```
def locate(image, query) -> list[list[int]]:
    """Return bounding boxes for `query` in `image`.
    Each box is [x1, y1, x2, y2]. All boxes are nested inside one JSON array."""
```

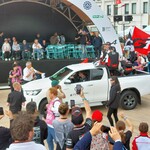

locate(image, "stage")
[[0, 59, 85, 84]]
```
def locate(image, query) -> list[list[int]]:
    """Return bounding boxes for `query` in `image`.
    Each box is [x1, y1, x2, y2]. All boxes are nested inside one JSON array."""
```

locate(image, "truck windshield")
[[49, 67, 72, 81]]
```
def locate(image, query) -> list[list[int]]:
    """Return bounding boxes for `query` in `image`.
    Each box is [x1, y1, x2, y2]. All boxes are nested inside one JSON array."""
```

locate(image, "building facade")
[[93, 0, 149, 33]]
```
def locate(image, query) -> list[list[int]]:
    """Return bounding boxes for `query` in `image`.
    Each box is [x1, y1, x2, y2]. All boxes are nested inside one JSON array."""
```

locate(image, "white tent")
[[118, 26, 134, 37], [143, 25, 150, 34]]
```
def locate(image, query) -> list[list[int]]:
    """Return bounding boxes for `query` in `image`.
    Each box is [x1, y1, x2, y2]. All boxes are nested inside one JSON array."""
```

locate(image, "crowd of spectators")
[[1, 30, 150, 75], [0, 32, 66, 61], [1, 76, 150, 150]]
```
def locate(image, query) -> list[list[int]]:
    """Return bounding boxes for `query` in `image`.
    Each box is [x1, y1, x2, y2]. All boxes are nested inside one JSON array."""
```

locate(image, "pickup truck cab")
[[22, 62, 150, 114]]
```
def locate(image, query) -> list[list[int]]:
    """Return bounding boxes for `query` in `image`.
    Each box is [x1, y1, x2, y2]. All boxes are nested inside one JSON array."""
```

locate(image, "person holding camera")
[[66, 90, 92, 150]]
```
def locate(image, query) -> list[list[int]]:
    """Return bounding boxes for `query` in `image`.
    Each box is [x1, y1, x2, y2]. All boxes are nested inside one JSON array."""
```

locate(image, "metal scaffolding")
[[0, 0, 84, 30]]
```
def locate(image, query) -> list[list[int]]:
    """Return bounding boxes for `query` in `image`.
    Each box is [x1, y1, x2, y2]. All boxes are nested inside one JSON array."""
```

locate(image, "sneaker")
[[37, 58, 40, 61], [9, 58, 11, 61], [5, 58, 8, 61], [12, 57, 15, 60]]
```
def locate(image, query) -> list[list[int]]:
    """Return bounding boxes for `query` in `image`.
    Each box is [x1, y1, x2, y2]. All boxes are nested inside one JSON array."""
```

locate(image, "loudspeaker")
[[113, 15, 123, 22], [125, 15, 133, 21]]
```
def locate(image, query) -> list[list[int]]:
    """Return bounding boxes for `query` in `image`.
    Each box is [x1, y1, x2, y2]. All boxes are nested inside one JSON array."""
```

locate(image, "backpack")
[[90, 133, 109, 150]]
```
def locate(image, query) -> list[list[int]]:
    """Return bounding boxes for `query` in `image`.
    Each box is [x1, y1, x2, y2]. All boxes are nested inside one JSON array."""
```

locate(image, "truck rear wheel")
[[39, 99, 48, 117], [120, 90, 138, 110]]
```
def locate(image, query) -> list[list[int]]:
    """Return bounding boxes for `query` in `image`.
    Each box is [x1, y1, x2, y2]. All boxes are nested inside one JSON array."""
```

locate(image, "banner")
[[132, 27, 150, 55], [68, 0, 122, 55]]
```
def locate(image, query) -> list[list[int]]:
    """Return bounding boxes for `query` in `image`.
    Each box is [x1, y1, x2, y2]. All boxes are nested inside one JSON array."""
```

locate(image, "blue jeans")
[[47, 126, 56, 150], [33, 49, 43, 59], [81, 44, 87, 59]]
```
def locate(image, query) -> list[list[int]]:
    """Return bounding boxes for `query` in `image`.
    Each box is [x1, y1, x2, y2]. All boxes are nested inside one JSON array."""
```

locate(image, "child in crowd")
[[7, 82, 26, 114], [132, 122, 150, 150]]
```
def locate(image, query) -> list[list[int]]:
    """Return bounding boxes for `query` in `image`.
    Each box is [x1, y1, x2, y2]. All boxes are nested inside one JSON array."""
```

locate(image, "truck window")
[[69, 70, 90, 83], [91, 69, 104, 80], [50, 67, 73, 81]]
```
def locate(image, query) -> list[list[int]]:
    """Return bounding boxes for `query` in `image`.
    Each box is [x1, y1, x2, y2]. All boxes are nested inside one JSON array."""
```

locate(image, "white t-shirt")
[[32, 43, 42, 49], [23, 67, 37, 81], [7, 141, 46, 150]]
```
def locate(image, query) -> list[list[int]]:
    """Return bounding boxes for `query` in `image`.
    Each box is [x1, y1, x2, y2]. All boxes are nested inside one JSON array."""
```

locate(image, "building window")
[[143, 2, 148, 13], [125, 4, 129, 14], [107, 5, 111, 15], [114, 5, 118, 15], [132, 3, 136, 14]]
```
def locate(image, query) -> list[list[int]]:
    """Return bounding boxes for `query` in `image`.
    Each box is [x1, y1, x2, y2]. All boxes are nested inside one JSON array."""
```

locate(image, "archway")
[[67, 0, 122, 55]]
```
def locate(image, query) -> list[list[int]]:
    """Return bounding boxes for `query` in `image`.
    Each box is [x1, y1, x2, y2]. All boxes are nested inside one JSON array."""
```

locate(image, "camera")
[[75, 84, 82, 95], [70, 100, 75, 108], [0, 107, 4, 115]]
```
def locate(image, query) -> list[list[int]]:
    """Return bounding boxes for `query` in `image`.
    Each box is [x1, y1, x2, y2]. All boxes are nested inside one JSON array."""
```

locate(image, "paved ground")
[[0, 89, 150, 148]]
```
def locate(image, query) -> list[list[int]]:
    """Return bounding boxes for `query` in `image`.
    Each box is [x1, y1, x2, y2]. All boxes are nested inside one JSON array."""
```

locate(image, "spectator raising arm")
[[80, 90, 92, 119], [119, 112, 134, 133], [73, 122, 103, 150]]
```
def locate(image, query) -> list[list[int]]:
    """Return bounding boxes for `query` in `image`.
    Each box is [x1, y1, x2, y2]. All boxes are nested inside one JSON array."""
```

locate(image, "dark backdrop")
[[0, 2, 77, 42], [0, 59, 82, 83]]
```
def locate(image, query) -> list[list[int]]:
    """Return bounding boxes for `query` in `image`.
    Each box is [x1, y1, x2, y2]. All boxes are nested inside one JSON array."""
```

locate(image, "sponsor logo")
[[83, 1, 92, 10], [92, 15, 104, 18]]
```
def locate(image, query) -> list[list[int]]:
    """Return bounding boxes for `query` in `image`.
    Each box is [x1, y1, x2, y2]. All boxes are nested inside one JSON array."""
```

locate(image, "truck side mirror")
[[64, 79, 71, 84]]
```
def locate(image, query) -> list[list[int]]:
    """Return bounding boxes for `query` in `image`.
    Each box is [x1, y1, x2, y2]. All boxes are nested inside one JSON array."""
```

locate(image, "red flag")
[[116, 0, 121, 4], [132, 27, 150, 55]]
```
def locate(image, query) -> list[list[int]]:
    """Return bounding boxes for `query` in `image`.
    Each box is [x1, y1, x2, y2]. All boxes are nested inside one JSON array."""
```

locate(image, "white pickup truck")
[[22, 62, 150, 114]]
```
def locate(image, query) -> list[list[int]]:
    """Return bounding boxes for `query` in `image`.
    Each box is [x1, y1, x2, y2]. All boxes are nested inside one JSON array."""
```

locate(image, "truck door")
[[62, 69, 93, 105], [90, 68, 109, 103]]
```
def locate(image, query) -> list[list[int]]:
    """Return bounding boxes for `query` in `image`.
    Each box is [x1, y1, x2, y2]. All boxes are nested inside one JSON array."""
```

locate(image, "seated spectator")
[[32, 39, 43, 60], [42, 40, 48, 59], [133, 55, 145, 71], [21, 40, 31, 60], [12, 41, 21, 60], [23, 61, 43, 83], [7, 112, 46, 150], [2, 38, 11, 61], [26, 102, 48, 145], [66, 90, 92, 150], [132, 122, 150, 150], [53, 103, 74, 150], [7, 82, 26, 115], [73, 125, 124, 150], [45, 87, 61, 150], [0, 113, 12, 150], [60, 34, 66, 45]]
